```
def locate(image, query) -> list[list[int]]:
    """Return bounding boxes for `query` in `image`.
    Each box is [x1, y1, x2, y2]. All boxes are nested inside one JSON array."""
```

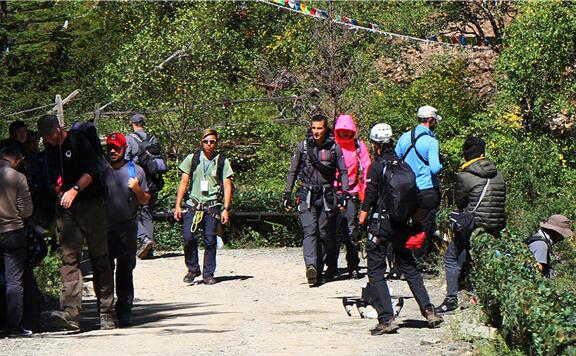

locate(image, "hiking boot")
[[322, 269, 336, 283], [424, 307, 444, 328], [203, 276, 217, 285], [7, 328, 32, 338], [50, 311, 80, 331], [118, 314, 133, 328], [393, 297, 404, 317], [370, 319, 399, 335], [306, 265, 317, 286], [100, 314, 116, 330], [349, 269, 361, 279], [437, 298, 458, 314], [137, 240, 154, 259], [183, 271, 201, 284]]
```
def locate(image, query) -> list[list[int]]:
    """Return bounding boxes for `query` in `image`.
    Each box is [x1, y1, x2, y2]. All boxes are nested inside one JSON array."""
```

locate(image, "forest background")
[[1, 1, 576, 353]]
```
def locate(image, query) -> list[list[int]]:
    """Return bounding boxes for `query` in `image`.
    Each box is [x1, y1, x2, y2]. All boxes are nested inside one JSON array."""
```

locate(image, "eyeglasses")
[[202, 139, 217, 145]]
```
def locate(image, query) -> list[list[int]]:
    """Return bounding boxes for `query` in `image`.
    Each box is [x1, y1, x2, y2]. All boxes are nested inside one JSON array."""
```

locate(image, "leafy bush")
[[34, 248, 62, 299], [470, 229, 576, 355]]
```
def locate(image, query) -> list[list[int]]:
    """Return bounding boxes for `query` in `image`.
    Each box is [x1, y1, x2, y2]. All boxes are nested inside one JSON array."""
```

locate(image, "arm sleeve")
[[284, 142, 303, 193], [427, 138, 443, 174], [137, 166, 149, 192], [454, 173, 469, 210], [222, 158, 234, 179], [178, 154, 193, 175], [335, 144, 349, 192], [361, 162, 381, 212], [77, 134, 99, 180], [359, 140, 371, 187], [17, 174, 33, 219]]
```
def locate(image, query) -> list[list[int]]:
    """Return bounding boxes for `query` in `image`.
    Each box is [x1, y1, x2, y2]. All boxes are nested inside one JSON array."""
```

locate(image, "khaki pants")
[[56, 198, 113, 319]]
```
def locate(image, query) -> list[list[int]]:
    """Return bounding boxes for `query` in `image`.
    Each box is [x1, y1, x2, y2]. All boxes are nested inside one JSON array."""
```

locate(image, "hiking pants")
[[298, 194, 338, 274], [182, 205, 218, 278], [367, 224, 433, 323], [56, 198, 114, 319], [108, 221, 138, 320], [444, 240, 469, 300], [335, 196, 360, 272], [0, 228, 26, 330], [137, 191, 157, 245], [413, 188, 441, 265]]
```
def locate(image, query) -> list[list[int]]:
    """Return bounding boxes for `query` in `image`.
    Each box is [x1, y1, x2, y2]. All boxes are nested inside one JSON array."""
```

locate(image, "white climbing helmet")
[[370, 123, 393, 143]]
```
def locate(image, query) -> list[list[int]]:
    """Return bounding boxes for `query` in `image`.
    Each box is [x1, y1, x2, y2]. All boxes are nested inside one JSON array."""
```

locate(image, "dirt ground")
[[0, 248, 473, 355]]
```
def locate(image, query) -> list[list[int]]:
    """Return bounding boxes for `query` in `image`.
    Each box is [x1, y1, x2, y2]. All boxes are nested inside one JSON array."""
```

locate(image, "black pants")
[[108, 221, 138, 320], [413, 188, 441, 265], [0, 228, 26, 330], [367, 223, 433, 323], [335, 197, 360, 272]]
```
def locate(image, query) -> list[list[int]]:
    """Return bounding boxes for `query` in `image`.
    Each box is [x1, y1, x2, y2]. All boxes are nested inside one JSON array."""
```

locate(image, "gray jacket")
[[455, 158, 506, 233], [0, 160, 33, 233]]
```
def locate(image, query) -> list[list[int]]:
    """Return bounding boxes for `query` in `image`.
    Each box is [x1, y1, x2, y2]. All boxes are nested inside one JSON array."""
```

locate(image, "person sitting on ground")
[[437, 136, 506, 314], [526, 214, 573, 279], [358, 123, 443, 335], [174, 128, 233, 286]]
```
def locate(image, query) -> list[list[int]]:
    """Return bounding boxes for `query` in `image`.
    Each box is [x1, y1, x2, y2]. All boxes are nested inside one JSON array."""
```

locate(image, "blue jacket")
[[395, 125, 442, 190]]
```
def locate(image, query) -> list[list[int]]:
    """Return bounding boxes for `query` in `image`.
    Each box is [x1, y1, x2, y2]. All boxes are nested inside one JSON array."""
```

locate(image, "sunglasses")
[[202, 139, 217, 145]]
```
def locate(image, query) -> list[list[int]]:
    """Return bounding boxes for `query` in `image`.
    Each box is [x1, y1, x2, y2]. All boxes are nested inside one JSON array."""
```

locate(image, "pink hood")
[[334, 115, 371, 197]]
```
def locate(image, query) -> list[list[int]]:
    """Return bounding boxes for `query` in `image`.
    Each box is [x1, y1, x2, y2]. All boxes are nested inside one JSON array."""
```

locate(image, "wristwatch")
[[72, 184, 81, 192]]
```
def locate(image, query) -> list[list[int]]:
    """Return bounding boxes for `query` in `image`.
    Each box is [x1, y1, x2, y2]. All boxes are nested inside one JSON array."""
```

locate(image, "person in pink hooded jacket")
[[334, 114, 371, 279]]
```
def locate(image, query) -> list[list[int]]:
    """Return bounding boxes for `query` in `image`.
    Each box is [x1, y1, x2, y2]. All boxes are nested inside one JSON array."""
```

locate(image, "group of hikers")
[[0, 105, 571, 337]]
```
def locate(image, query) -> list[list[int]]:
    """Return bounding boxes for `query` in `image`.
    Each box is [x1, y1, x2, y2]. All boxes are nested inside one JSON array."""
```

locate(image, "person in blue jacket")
[[395, 106, 443, 273]]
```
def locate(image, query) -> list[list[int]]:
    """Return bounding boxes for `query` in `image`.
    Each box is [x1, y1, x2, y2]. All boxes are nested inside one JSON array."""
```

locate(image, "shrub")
[[34, 248, 62, 299], [470, 229, 576, 355]]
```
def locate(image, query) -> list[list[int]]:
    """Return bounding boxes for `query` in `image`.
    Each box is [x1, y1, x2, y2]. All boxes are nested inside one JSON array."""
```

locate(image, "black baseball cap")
[[37, 115, 60, 137]]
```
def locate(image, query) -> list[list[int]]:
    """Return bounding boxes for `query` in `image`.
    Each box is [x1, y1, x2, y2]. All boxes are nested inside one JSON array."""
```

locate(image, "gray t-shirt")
[[105, 161, 148, 227], [528, 240, 549, 265]]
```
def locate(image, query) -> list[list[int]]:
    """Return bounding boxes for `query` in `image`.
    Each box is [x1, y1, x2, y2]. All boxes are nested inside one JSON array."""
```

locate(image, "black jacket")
[[455, 158, 506, 233]]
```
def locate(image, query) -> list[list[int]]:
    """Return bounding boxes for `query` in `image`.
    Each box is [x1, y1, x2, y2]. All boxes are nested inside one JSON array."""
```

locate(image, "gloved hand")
[[282, 192, 292, 210], [338, 192, 351, 209]]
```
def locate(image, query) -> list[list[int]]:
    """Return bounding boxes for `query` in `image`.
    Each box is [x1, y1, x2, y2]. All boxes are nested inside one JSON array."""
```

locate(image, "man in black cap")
[[125, 113, 162, 259], [36, 115, 115, 330]]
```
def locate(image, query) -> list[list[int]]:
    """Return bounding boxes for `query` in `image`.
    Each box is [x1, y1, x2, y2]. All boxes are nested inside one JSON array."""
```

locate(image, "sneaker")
[[100, 314, 116, 330], [424, 307, 444, 328], [306, 265, 317, 286], [437, 298, 458, 314], [203, 276, 217, 285], [349, 269, 361, 279], [370, 319, 399, 335], [137, 240, 154, 259], [8, 328, 33, 337], [117, 315, 133, 328], [49, 311, 80, 331], [322, 269, 336, 283], [183, 271, 201, 284], [342, 297, 355, 317]]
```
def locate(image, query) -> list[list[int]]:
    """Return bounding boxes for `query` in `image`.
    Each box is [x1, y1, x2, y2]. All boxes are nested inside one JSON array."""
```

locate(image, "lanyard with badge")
[[200, 155, 213, 193]]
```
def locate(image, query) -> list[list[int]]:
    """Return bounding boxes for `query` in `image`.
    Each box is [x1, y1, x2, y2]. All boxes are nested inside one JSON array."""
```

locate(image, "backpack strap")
[[469, 178, 490, 213], [188, 150, 202, 177], [130, 132, 147, 157], [403, 128, 430, 165]]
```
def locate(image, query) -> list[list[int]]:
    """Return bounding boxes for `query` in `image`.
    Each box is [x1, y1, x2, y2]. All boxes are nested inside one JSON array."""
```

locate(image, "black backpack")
[[188, 150, 229, 202], [69, 121, 110, 189], [379, 159, 419, 223], [130, 132, 168, 191]]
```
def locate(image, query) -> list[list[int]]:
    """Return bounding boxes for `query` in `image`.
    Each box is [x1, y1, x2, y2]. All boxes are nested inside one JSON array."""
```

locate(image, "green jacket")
[[455, 157, 506, 233]]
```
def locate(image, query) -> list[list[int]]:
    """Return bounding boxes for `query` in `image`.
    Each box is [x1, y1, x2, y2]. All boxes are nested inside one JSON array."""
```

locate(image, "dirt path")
[[1, 248, 472, 355]]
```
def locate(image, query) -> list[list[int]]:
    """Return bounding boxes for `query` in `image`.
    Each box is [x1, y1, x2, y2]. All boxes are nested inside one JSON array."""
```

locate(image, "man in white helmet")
[[395, 106, 443, 274], [357, 123, 443, 335]]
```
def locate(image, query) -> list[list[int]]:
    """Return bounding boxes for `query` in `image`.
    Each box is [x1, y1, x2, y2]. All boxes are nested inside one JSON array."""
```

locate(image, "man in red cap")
[[105, 132, 150, 326]]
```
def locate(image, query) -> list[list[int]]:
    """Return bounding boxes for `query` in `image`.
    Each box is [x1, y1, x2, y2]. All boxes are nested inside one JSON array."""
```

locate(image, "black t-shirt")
[[46, 131, 103, 201]]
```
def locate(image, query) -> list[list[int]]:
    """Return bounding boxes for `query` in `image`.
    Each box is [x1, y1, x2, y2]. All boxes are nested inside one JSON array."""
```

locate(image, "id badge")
[[200, 179, 209, 193]]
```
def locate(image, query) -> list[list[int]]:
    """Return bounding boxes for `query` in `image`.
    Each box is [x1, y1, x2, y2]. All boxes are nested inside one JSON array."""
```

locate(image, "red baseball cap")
[[106, 132, 126, 148]]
